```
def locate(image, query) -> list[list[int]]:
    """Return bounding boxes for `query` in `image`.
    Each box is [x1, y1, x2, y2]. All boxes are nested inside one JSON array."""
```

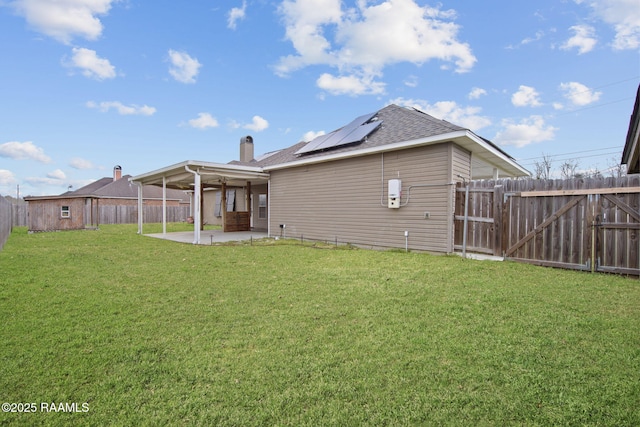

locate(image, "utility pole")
[[16, 184, 19, 200]]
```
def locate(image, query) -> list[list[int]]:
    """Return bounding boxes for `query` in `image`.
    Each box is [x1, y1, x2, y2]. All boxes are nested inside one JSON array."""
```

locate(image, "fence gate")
[[453, 184, 503, 256], [454, 177, 640, 276]]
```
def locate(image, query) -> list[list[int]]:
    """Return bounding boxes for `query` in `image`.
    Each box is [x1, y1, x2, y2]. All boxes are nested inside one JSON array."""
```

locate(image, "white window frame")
[[258, 194, 267, 219]]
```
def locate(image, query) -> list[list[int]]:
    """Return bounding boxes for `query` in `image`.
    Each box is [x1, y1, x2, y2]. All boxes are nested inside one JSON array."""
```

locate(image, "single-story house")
[[25, 166, 190, 232], [131, 104, 530, 251], [622, 84, 640, 174]]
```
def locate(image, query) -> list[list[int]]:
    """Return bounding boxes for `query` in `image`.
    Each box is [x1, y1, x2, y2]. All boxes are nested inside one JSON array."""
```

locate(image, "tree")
[[533, 153, 553, 180], [607, 156, 627, 178], [560, 159, 580, 179]]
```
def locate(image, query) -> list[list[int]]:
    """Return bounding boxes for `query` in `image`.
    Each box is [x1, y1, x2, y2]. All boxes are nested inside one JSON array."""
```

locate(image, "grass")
[[0, 224, 638, 426]]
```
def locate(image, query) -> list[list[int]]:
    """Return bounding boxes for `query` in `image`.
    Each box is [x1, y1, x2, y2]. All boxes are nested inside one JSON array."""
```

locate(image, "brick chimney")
[[113, 165, 122, 181], [240, 136, 254, 163]]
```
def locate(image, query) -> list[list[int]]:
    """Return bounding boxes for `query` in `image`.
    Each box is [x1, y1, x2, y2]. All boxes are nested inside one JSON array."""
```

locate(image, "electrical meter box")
[[388, 179, 401, 208]]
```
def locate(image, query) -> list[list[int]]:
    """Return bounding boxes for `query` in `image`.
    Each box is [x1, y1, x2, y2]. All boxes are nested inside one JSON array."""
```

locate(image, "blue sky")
[[0, 0, 638, 197]]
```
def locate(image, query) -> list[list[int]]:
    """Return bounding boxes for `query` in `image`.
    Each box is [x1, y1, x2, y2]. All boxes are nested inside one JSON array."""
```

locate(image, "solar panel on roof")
[[296, 132, 334, 154], [295, 112, 381, 155], [338, 120, 382, 145]]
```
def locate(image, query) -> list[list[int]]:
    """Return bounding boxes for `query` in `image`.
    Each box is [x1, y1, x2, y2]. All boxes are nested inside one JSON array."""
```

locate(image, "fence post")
[[493, 185, 504, 257], [462, 181, 469, 258]]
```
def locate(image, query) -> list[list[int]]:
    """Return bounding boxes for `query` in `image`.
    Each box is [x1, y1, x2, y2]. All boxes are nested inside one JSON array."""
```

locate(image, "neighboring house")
[[132, 104, 530, 250], [622, 84, 640, 174], [25, 166, 190, 232]]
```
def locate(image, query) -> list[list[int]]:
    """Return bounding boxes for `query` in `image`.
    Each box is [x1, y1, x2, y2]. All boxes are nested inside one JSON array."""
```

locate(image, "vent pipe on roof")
[[114, 165, 122, 181], [240, 136, 254, 163]]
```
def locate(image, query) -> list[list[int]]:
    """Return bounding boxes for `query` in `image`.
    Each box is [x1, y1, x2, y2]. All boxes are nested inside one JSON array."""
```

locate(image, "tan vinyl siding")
[[251, 184, 268, 231], [451, 144, 472, 180], [269, 142, 470, 252]]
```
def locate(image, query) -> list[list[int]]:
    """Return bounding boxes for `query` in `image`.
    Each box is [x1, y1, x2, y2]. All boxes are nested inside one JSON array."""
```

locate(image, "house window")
[[258, 194, 267, 219], [61, 206, 70, 218]]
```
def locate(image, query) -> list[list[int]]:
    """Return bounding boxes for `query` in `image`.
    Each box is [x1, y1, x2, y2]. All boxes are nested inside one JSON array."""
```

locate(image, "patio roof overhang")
[[130, 160, 270, 190]]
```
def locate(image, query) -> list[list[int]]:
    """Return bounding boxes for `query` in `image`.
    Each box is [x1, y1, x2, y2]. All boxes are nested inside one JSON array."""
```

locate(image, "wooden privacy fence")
[[0, 195, 11, 251], [98, 205, 190, 225], [454, 176, 640, 276], [12, 204, 27, 227]]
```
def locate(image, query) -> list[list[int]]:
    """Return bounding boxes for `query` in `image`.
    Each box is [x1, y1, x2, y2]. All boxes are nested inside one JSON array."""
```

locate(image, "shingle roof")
[[253, 104, 487, 167], [69, 177, 113, 195], [622, 84, 639, 174], [28, 175, 190, 202]]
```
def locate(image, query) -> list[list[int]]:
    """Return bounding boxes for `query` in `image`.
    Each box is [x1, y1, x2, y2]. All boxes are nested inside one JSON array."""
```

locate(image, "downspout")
[[185, 166, 201, 244], [380, 153, 386, 206]]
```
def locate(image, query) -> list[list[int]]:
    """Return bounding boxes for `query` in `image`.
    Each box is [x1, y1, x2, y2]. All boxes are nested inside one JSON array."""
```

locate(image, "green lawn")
[[1, 225, 638, 426]]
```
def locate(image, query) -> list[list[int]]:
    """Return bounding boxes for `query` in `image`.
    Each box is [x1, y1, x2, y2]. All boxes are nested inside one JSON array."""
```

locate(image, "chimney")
[[113, 165, 122, 181], [240, 136, 254, 163]]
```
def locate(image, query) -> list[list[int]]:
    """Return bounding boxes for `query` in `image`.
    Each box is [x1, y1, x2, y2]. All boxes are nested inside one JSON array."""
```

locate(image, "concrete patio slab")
[[145, 230, 269, 245]]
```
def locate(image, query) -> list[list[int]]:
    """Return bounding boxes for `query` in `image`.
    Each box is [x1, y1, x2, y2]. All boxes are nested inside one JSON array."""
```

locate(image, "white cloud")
[[302, 130, 325, 142], [577, 0, 640, 50], [69, 157, 95, 169], [10, 0, 116, 44], [512, 85, 543, 107], [167, 50, 202, 84], [404, 75, 418, 88], [0, 170, 17, 186], [521, 30, 545, 45], [559, 81, 602, 106], [336, 0, 475, 72], [276, 0, 342, 75], [468, 87, 487, 100], [47, 169, 66, 180], [228, 1, 247, 29], [317, 73, 385, 96], [0, 141, 52, 163], [494, 116, 557, 148], [244, 116, 269, 132], [390, 97, 491, 131], [66, 47, 116, 80], [276, 0, 476, 95], [86, 101, 156, 115], [25, 176, 65, 187], [561, 25, 597, 54], [188, 113, 219, 130]]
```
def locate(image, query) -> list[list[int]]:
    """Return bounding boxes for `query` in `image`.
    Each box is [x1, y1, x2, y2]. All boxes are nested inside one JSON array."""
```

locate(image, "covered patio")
[[130, 160, 270, 244]]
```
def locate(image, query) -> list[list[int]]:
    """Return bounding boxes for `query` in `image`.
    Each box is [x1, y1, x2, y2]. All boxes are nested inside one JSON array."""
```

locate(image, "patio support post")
[[221, 181, 227, 232], [200, 184, 204, 231], [185, 166, 201, 244], [162, 175, 167, 235], [246, 181, 251, 226], [136, 181, 143, 234]]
